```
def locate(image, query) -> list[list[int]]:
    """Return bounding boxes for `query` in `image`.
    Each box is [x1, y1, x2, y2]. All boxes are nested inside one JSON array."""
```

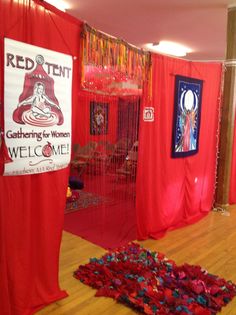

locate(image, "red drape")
[[66, 92, 138, 249], [230, 113, 236, 204], [136, 53, 222, 239], [0, 1, 82, 314]]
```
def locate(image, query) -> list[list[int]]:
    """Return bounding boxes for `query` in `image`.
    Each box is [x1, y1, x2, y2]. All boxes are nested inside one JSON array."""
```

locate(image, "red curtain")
[[0, 1, 82, 314], [73, 91, 119, 146], [230, 113, 236, 204], [136, 53, 222, 239]]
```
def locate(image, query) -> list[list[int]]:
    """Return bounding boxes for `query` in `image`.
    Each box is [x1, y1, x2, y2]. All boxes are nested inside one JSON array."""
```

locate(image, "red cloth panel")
[[136, 53, 222, 239], [0, 1, 82, 314], [73, 91, 118, 146]]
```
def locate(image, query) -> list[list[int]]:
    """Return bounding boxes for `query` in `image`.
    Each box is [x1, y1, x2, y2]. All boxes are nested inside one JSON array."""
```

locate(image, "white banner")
[[4, 38, 72, 176]]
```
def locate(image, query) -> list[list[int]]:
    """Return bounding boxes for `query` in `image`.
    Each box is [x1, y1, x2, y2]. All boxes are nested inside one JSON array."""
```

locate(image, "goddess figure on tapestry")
[[172, 75, 203, 158], [177, 89, 198, 152]]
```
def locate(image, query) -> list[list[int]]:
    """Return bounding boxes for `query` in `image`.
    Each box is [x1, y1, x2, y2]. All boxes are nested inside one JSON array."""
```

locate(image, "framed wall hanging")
[[90, 101, 109, 135], [172, 75, 203, 158]]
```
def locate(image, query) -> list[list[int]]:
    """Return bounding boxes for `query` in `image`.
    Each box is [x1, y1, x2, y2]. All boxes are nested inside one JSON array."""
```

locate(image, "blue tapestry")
[[172, 75, 203, 158]]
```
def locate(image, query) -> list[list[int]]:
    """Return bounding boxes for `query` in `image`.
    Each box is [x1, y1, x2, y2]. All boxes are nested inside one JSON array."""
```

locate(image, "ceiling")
[[59, 0, 236, 61]]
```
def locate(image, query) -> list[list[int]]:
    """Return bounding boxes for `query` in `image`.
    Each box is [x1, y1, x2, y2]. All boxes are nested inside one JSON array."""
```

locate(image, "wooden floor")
[[37, 205, 236, 315]]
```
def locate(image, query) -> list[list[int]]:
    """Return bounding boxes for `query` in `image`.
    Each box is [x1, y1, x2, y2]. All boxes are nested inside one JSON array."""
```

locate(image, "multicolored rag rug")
[[74, 243, 236, 315], [65, 190, 113, 214]]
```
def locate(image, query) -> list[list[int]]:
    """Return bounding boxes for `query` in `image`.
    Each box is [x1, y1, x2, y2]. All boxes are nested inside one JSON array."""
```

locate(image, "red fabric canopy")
[[0, 2, 226, 314], [0, 1, 82, 314], [136, 54, 222, 239]]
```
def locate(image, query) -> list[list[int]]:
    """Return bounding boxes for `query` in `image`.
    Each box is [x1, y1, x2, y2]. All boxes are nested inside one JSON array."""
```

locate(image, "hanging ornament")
[[80, 23, 152, 96]]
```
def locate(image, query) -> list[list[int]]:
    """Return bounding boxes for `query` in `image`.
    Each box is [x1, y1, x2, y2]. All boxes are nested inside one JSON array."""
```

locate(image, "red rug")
[[64, 173, 137, 249], [74, 243, 236, 315], [64, 200, 137, 249]]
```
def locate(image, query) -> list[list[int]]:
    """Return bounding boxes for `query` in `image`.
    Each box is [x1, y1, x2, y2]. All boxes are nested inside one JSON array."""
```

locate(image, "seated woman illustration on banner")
[[13, 55, 64, 127], [18, 82, 59, 118]]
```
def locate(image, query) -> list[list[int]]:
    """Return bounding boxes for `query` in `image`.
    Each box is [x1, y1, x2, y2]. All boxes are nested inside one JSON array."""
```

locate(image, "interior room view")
[[1, 0, 236, 314]]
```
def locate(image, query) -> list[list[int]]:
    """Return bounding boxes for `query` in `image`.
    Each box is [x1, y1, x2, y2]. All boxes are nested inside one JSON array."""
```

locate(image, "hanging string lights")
[[212, 64, 228, 215]]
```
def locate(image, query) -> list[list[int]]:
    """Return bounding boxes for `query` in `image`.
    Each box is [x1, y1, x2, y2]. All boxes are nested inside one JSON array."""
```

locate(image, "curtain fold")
[[136, 53, 222, 239], [0, 1, 81, 314]]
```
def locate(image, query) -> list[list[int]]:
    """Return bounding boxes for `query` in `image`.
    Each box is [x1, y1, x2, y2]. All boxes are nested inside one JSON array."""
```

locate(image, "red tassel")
[[0, 131, 13, 164]]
